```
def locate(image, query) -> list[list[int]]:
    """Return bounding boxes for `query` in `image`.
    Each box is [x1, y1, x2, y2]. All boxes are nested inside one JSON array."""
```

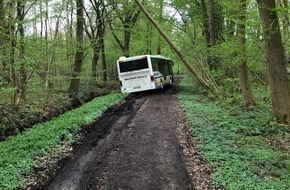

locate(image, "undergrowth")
[[0, 92, 126, 190], [178, 76, 290, 190], [0, 80, 119, 139]]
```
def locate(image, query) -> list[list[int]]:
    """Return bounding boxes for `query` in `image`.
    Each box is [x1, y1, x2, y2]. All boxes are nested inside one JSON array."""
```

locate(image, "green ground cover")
[[0, 92, 126, 190], [178, 76, 290, 190]]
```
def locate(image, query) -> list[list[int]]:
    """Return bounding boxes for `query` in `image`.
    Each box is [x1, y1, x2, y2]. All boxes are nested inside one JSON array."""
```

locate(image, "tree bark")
[[40, 0, 43, 38], [208, 0, 219, 70], [201, 0, 219, 70], [45, 0, 48, 42], [237, 0, 256, 107], [91, 45, 100, 79], [84, 1, 99, 80], [17, 0, 27, 98], [134, 0, 219, 94], [100, 36, 107, 81], [66, 0, 74, 65], [123, 24, 131, 57], [8, 1, 17, 87], [146, 20, 152, 54], [0, 0, 4, 75], [157, 0, 164, 55], [257, 0, 290, 123], [68, 0, 84, 98], [209, 0, 216, 47], [200, 0, 210, 46]]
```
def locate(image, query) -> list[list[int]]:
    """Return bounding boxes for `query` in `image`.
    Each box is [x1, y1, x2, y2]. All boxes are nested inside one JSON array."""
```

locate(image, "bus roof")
[[118, 55, 170, 62]]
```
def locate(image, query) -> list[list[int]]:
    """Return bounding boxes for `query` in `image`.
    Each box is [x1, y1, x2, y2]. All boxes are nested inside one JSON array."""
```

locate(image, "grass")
[[0, 91, 126, 190], [178, 76, 290, 190]]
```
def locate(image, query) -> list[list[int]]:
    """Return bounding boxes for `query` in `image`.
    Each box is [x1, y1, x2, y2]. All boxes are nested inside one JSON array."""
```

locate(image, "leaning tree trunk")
[[257, 0, 290, 123], [135, 0, 220, 94], [67, 0, 84, 98], [237, 0, 256, 107]]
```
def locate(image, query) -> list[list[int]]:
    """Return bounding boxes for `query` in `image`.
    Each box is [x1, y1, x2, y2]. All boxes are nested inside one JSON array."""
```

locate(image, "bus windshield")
[[119, 57, 149, 73]]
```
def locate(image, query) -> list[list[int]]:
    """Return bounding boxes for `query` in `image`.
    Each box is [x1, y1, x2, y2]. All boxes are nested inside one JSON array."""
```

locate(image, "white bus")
[[117, 55, 174, 93]]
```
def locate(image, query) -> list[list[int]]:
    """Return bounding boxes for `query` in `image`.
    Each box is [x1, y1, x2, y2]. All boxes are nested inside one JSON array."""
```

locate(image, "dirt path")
[[85, 90, 190, 190], [40, 77, 212, 190]]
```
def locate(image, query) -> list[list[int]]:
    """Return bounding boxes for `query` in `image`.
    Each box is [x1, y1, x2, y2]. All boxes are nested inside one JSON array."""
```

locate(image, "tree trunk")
[[200, 0, 212, 72], [84, 0, 107, 82], [237, 0, 256, 107], [40, 0, 43, 38], [8, 1, 17, 86], [68, 0, 84, 98], [200, 0, 210, 46], [7, 1, 19, 110], [209, 0, 216, 47], [157, 0, 164, 55], [123, 24, 131, 57], [0, 0, 4, 75], [110, 1, 140, 57], [66, 1, 74, 72], [257, 0, 290, 123], [45, 2, 64, 93], [14, 0, 27, 109], [134, 0, 220, 94], [238, 63, 256, 107], [208, 0, 219, 70], [100, 35, 107, 81], [45, 0, 48, 42], [146, 21, 152, 54], [91, 45, 100, 79]]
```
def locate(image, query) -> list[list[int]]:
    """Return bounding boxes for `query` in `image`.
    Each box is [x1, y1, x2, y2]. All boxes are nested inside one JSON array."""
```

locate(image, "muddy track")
[[40, 94, 145, 190], [30, 77, 212, 190]]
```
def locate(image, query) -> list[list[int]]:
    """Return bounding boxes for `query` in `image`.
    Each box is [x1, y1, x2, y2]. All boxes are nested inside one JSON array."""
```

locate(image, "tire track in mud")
[[83, 90, 192, 190], [44, 96, 146, 190]]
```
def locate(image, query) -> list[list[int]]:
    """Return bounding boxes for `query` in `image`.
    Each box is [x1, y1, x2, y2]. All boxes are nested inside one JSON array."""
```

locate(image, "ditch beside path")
[[42, 77, 213, 190]]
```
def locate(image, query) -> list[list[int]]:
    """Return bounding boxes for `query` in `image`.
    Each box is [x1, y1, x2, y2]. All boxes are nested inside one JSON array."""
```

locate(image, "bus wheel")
[[169, 79, 173, 86], [160, 82, 164, 90]]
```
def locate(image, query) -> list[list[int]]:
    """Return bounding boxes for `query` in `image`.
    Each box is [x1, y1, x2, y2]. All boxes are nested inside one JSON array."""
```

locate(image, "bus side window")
[[152, 60, 159, 71], [158, 60, 169, 76], [168, 61, 173, 75]]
